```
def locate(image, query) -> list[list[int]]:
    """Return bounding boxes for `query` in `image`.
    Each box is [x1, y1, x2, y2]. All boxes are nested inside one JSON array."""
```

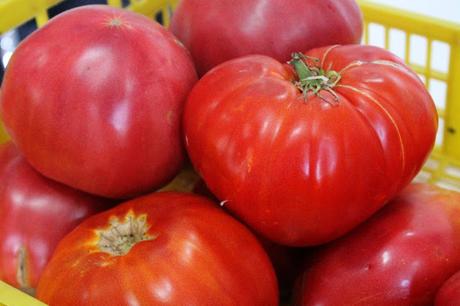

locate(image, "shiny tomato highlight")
[[184, 45, 437, 246], [171, 0, 363, 75], [294, 184, 460, 306], [0, 142, 110, 293], [37, 192, 278, 306], [0, 6, 197, 198]]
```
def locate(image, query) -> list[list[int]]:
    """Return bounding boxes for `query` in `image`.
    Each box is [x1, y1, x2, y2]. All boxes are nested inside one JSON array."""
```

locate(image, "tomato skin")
[[192, 177, 303, 297], [0, 142, 110, 292], [36, 192, 278, 306], [294, 184, 460, 306], [435, 270, 460, 306], [184, 45, 437, 246], [0, 6, 197, 198], [170, 0, 362, 75]]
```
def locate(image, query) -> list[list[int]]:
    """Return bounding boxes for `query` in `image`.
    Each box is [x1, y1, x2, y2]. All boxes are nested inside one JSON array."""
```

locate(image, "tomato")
[[184, 45, 438, 246], [191, 177, 303, 298], [36, 192, 278, 306], [435, 270, 460, 306], [293, 183, 460, 306], [170, 0, 363, 75], [191, 176, 303, 298], [0, 5, 197, 199], [0, 142, 111, 294]]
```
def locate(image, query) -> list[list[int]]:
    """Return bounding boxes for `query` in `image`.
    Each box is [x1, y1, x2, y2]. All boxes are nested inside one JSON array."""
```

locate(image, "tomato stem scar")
[[96, 212, 156, 256], [16, 245, 34, 295]]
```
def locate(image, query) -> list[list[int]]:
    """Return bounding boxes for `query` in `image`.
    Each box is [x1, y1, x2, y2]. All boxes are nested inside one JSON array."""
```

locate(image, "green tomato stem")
[[289, 52, 341, 104]]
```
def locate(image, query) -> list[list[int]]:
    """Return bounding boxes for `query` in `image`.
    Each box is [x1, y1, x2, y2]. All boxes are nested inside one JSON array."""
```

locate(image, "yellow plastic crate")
[[0, 281, 46, 306], [358, 1, 460, 192], [0, 0, 460, 305]]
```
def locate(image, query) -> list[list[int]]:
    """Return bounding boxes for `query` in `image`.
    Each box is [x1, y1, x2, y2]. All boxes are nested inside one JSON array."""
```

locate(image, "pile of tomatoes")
[[0, 1, 459, 305]]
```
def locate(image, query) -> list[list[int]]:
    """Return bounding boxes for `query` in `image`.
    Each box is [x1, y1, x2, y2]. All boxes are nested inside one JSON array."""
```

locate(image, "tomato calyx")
[[96, 212, 156, 256], [289, 52, 341, 104]]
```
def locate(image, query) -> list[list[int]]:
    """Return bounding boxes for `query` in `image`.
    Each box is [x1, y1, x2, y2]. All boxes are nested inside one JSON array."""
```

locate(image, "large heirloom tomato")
[[36, 192, 278, 306], [170, 0, 363, 75], [0, 6, 197, 198], [294, 184, 460, 306], [435, 270, 460, 306], [184, 45, 437, 246], [0, 142, 110, 293]]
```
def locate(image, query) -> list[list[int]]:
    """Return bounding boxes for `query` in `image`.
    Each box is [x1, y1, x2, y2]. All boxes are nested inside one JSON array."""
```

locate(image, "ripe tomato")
[[191, 177, 303, 298], [435, 270, 460, 306], [184, 45, 437, 246], [0, 142, 111, 293], [36, 192, 278, 306], [0, 6, 197, 199], [294, 184, 460, 306], [170, 0, 363, 75]]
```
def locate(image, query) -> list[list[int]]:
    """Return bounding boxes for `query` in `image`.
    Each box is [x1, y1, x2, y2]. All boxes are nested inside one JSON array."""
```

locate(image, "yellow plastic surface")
[[358, 0, 460, 190], [0, 0, 460, 303], [0, 0, 63, 33], [0, 281, 46, 306], [0, 122, 7, 144]]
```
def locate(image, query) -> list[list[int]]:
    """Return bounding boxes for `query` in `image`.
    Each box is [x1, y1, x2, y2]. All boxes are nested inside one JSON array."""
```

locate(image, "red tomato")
[[36, 192, 278, 306], [170, 0, 363, 75], [184, 45, 438, 246], [192, 177, 303, 297], [435, 270, 460, 306], [294, 183, 460, 306], [0, 6, 197, 199], [0, 142, 111, 293]]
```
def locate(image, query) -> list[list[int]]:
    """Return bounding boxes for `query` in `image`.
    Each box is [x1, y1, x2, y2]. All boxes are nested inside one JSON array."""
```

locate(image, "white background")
[[363, 0, 459, 150], [368, 0, 460, 187], [369, 0, 460, 23]]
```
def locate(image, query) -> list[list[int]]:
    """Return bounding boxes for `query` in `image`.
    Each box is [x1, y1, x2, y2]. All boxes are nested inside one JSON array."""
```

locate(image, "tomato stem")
[[289, 52, 341, 104]]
